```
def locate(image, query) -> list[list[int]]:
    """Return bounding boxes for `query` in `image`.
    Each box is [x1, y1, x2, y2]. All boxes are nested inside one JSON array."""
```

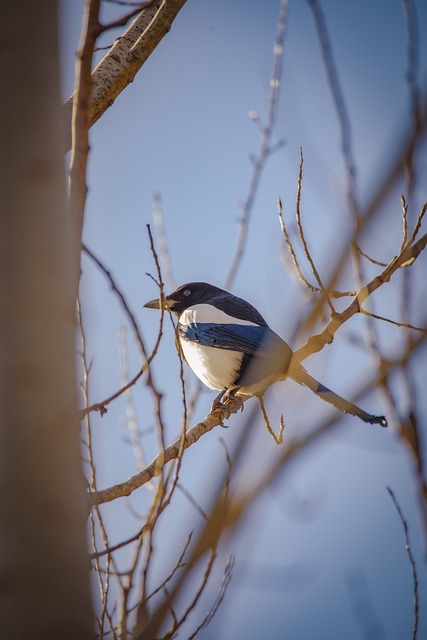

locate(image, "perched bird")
[[144, 282, 387, 427]]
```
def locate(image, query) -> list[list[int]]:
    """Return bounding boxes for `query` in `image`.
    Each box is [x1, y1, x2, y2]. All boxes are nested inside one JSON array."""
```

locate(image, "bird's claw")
[[211, 388, 244, 420], [211, 402, 231, 427]]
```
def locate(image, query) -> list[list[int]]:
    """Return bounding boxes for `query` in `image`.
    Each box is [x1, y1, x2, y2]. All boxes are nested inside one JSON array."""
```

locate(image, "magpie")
[[144, 282, 387, 427]]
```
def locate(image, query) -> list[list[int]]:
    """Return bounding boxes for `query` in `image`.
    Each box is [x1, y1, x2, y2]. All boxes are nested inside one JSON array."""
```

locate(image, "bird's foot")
[[211, 388, 244, 427]]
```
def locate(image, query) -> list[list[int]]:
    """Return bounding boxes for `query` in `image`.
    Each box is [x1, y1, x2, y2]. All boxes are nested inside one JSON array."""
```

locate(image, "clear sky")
[[60, 1, 427, 638]]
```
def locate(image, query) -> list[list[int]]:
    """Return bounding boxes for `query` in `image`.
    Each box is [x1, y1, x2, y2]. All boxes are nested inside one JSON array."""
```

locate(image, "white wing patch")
[[179, 303, 258, 327]]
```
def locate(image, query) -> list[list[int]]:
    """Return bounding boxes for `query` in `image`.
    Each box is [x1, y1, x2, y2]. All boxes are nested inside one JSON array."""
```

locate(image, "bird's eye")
[[182, 289, 191, 297]]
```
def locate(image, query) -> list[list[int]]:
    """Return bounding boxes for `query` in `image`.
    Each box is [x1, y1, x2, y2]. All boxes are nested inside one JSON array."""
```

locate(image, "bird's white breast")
[[178, 304, 257, 391]]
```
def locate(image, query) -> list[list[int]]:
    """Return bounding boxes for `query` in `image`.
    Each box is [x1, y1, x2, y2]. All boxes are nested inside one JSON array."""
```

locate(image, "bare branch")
[[352, 242, 388, 268], [104, 0, 148, 6], [278, 196, 319, 293], [224, 0, 289, 289], [359, 309, 426, 333], [120, 326, 147, 469], [82, 242, 148, 359], [80, 364, 148, 418], [79, 229, 165, 418], [144, 532, 193, 604], [409, 200, 427, 245], [278, 198, 356, 298], [294, 150, 335, 314], [101, 0, 156, 33], [89, 400, 242, 507], [152, 191, 176, 291], [78, 297, 121, 636], [401, 0, 421, 123], [188, 555, 235, 640], [68, 0, 101, 256], [300, 96, 427, 334], [258, 396, 284, 445], [64, 0, 188, 149], [88, 231, 427, 508], [387, 487, 419, 639], [308, 0, 359, 224], [401, 0, 422, 195], [294, 232, 427, 363], [401, 194, 410, 250]]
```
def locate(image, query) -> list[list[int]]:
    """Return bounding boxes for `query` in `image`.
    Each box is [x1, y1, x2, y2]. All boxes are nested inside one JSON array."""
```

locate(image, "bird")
[[144, 282, 387, 427]]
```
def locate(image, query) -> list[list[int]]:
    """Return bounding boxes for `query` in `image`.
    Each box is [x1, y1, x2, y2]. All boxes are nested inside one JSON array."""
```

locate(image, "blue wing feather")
[[179, 322, 285, 357]]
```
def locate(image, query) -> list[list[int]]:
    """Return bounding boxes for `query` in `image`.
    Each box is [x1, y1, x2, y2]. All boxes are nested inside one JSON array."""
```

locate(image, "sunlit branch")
[[278, 198, 356, 298], [64, 0, 188, 149], [294, 231, 427, 363], [294, 150, 335, 313]]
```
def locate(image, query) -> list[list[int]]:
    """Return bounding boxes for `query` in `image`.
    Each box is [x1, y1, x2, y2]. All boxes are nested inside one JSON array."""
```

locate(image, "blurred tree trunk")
[[0, 2, 93, 638]]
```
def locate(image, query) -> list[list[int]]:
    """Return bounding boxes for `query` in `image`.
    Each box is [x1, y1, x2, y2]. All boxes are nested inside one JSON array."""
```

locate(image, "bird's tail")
[[289, 364, 387, 427]]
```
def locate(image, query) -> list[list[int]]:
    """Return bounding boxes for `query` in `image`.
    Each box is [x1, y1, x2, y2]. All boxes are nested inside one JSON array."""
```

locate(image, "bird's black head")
[[144, 282, 227, 316]]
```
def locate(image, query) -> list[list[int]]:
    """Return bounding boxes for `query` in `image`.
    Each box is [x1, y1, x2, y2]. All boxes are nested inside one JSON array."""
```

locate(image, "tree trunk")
[[0, 2, 94, 638]]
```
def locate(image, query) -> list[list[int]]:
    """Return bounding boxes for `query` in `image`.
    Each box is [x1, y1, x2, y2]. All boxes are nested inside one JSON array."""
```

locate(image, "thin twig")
[[400, 0, 422, 208], [79, 232, 165, 417], [308, 0, 359, 225], [82, 242, 147, 358], [401, 195, 410, 250], [145, 533, 193, 604], [188, 555, 235, 640], [104, 0, 148, 5], [359, 309, 426, 333], [118, 535, 144, 640], [119, 326, 147, 469], [300, 90, 427, 337], [68, 0, 101, 256], [80, 364, 147, 418], [141, 447, 234, 640], [387, 487, 419, 639], [224, 0, 289, 289], [100, 0, 155, 32], [295, 150, 335, 314], [401, 0, 421, 130], [278, 197, 320, 294], [294, 232, 427, 363], [278, 198, 356, 298], [409, 201, 427, 245], [152, 191, 176, 291], [78, 297, 120, 638], [258, 396, 284, 445], [352, 243, 388, 268]]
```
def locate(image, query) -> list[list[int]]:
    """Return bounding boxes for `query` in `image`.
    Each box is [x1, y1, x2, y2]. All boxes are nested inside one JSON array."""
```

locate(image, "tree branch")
[[294, 232, 427, 363], [64, 0, 188, 149], [68, 0, 101, 261], [88, 230, 427, 508], [89, 399, 241, 506]]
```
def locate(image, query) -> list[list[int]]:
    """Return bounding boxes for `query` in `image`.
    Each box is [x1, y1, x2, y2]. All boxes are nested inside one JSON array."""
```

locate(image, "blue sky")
[[60, 1, 427, 638]]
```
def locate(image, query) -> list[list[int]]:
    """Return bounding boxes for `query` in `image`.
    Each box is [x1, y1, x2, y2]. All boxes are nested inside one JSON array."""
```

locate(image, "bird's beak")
[[143, 295, 172, 310], [143, 297, 161, 309]]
